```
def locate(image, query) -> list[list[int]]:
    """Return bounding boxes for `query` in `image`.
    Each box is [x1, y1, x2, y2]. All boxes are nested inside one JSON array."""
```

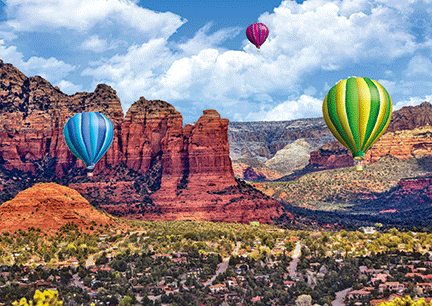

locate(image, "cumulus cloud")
[[55, 80, 83, 95], [75, 0, 426, 122], [81, 35, 111, 53], [393, 95, 432, 110], [178, 23, 242, 55], [245, 95, 323, 121], [0, 0, 429, 123], [405, 55, 432, 76], [0, 40, 76, 83], [4, 0, 185, 38]]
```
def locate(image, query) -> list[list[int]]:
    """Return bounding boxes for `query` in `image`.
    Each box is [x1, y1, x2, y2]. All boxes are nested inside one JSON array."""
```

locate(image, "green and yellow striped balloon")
[[322, 77, 392, 168]]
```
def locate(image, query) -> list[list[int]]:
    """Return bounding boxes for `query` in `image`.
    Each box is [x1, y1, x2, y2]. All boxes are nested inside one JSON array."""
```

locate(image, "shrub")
[[12, 289, 63, 306]]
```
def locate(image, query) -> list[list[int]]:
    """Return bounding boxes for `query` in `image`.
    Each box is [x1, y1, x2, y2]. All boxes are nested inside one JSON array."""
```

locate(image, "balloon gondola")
[[322, 77, 392, 172], [63, 112, 114, 176]]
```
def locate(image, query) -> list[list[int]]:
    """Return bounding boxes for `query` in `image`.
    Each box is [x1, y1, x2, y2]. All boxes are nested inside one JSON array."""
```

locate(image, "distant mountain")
[[0, 183, 114, 233], [230, 102, 432, 180], [228, 118, 334, 179]]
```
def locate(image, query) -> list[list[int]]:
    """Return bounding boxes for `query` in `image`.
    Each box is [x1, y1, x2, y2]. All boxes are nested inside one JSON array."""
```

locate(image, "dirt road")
[[289, 241, 301, 279]]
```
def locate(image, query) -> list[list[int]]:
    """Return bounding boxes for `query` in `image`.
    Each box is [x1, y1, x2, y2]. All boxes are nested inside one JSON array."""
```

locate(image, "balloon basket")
[[354, 159, 364, 172]]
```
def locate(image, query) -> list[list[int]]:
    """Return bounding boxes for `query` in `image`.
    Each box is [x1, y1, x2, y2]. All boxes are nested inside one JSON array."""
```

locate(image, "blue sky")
[[0, 0, 431, 124]]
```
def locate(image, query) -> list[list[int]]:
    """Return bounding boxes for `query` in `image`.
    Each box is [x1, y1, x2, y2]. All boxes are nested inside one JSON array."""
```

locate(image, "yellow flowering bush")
[[12, 289, 63, 306], [380, 296, 432, 306]]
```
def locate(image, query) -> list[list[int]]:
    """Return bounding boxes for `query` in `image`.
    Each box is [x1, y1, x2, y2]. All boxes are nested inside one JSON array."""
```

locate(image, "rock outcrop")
[[0, 183, 113, 233], [386, 102, 432, 132], [265, 139, 312, 174], [364, 126, 432, 163], [0, 60, 283, 224], [308, 142, 354, 171]]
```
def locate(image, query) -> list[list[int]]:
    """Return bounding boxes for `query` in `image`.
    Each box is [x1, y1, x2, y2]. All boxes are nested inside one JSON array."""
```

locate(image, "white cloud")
[[82, 38, 177, 107], [405, 55, 432, 76], [4, 0, 185, 38], [0, 0, 429, 123], [178, 23, 241, 55], [0, 40, 76, 83], [75, 0, 425, 122], [81, 35, 110, 53], [393, 95, 432, 110], [246, 95, 323, 121], [55, 80, 83, 94]]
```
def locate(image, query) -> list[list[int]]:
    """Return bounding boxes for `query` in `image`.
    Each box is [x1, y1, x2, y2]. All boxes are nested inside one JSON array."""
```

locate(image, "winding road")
[[332, 288, 351, 306], [204, 242, 241, 286], [289, 241, 301, 279]]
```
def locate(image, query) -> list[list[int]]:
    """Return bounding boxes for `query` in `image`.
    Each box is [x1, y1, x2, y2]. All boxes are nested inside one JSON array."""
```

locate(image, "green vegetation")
[[4, 220, 432, 305]]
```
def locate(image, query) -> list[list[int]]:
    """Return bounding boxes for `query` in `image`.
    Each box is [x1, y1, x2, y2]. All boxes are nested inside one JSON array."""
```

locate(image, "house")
[[284, 281, 295, 288], [210, 284, 227, 293], [254, 275, 270, 281], [371, 273, 389, 283], [371, 294, 402, 306], [347, 290, 371, 299], [379, 282, 405, 293], [226, 278, 238, 287], [416, 283, 432, 293]]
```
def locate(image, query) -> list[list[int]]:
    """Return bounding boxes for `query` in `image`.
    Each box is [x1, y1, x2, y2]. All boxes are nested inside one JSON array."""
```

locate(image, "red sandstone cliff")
[[0, 60, 284, 224]]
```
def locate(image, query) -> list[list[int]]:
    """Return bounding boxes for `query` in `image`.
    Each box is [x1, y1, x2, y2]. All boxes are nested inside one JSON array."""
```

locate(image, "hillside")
[[0, 183, 115, 233], [254, 155, 432, 226]]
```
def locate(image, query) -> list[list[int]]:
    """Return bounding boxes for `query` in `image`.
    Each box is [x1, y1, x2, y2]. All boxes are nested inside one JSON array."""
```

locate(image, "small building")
[[347, 290, 371, 299]]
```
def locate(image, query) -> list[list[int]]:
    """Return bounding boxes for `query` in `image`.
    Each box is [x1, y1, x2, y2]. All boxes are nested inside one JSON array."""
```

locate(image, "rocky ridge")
[[228, 118, 334, 179]]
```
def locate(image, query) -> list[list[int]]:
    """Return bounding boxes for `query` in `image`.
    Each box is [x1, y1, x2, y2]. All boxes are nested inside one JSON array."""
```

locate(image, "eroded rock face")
[[0, 60, 283, 224], [365, 126, 432, 162], [309, 142, 354, 170], [386, 102, 432, 132]]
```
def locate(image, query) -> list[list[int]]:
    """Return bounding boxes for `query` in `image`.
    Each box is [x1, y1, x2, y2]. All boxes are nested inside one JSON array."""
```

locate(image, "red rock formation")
[[386, 102, 432, 132], [0, 183, 113, 233], [364, 126, 432, 163], [232, 163, 283, 181], [0, 60, 284, 224], [309, 141, 354, 170]]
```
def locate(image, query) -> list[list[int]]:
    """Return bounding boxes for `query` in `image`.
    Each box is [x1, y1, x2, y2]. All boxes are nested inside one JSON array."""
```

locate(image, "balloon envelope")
[[322, 77, 392, 161], [63, 112, 114, 170], [246, 22, 269, 49]]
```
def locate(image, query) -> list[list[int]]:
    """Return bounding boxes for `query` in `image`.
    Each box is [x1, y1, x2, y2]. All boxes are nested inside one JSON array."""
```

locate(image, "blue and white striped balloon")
[[63, 112, 114, 170]]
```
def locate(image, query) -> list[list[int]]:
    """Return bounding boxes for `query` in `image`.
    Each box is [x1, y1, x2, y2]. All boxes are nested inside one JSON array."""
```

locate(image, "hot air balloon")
[[246, 22, 269, 51], [322, 77, 392, 172], [63, 112, 114, 176]]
